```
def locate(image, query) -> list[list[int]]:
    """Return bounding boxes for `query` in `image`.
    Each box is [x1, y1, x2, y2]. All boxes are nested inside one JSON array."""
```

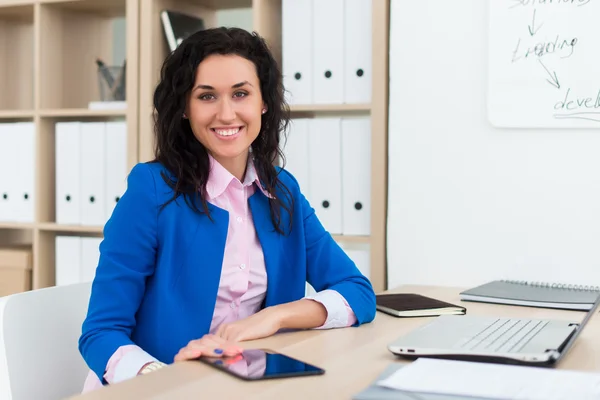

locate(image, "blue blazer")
[[79, 162, 376, 382]]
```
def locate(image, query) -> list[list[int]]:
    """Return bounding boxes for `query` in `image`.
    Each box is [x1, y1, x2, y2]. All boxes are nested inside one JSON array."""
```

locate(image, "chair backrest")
[[0, 282, 92, 400]]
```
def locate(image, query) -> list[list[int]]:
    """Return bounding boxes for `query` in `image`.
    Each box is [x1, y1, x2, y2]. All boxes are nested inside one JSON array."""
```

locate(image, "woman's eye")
[[233, 91, 247, 98], [199, 93, 215, 100]]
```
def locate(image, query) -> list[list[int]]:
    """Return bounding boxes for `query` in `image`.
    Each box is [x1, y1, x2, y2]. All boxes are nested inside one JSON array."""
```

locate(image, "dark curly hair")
[[152, 27, 293, 235]]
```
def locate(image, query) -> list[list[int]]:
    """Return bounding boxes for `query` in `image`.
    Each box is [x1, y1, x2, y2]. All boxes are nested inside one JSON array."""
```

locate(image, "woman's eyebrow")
[[193, 81, 253, 91]]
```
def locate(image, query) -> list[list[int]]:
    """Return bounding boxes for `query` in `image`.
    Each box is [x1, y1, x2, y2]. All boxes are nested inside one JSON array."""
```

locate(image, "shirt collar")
[[205, 154, 272, 200]]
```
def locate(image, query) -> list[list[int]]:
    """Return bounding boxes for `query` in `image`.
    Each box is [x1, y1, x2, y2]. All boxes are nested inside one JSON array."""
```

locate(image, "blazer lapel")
[[175, 201, 229, 335]]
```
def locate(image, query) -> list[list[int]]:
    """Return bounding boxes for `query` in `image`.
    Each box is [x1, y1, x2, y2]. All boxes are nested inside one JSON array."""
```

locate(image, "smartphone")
[[197, 348, 325, 381]]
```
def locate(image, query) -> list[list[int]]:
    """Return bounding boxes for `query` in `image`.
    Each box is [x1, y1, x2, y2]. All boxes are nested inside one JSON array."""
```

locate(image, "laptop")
[[387, 294, 600, 366]]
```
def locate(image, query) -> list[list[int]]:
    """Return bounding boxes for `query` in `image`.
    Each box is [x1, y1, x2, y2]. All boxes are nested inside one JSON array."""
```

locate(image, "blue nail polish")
[[214, 348, 224, 354], [215, 360, 223, 365]]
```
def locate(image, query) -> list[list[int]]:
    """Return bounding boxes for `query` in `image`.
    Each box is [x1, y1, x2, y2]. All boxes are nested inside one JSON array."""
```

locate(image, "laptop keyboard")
[[453, 318, 550, 353]]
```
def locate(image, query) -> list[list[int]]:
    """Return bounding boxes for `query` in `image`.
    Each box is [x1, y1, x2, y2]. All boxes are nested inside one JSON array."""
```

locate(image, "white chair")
[[0, 282, 92, 400]]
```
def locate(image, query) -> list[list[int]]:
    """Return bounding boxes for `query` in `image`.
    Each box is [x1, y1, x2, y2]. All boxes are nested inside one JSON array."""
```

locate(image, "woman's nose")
[[217, 98, 236, 122]]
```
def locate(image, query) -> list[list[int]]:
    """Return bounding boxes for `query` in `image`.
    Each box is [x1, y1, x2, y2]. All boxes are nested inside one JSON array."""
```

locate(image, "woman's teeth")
[[214, 128, 240, 136]]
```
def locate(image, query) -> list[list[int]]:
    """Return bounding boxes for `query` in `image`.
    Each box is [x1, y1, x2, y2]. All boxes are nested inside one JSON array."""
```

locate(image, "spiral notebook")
[[460, 280, 600, 311]]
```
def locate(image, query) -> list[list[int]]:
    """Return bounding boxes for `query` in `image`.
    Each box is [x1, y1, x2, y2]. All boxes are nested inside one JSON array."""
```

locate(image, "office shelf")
[[332, 235, 371, 244], [38, 0, 128, 109], [290, 103, 372, 114], [188, 0, 252, 9], [0, 110, 34, 119], [37, 222, 103, 234], [0, 222, 35, 230], [39, 108, 127, 118], [39, 0, 126, 15], [0, 222, 105, 234], [0, 0, 139, 292]]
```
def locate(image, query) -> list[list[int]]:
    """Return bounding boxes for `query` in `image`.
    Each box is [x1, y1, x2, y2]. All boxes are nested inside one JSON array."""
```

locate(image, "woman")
[[79, 27, 376, 389]]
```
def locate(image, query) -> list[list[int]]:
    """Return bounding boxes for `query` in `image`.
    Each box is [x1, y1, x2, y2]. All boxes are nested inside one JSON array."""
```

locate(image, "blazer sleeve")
[[78, 163, 159, 382], [288, 174, 376, 325]]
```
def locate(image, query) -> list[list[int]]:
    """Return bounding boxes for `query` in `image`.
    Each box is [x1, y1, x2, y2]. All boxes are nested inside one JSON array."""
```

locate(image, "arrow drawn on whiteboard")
[[538, 59, 560, 89], [528, 9, 543, 36]]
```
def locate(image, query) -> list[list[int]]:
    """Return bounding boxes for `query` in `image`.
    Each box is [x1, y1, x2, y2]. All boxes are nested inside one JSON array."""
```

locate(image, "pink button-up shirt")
[[81, 155, 357, 392]]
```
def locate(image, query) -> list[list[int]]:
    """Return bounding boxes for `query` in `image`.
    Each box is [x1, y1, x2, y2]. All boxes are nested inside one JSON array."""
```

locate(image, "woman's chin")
[[211, 147, 251, 162]]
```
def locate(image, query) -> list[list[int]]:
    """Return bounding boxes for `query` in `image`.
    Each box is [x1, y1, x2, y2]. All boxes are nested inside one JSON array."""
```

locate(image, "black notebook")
[[460, 280, 600, 311], [375, 293, 466, 317]]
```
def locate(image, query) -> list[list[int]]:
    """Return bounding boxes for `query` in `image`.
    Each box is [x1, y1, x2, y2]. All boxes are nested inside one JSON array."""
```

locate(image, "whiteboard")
[[488, 0, 600, 128]]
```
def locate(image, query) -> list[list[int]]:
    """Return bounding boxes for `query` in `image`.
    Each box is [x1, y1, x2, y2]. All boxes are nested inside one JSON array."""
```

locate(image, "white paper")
[[377, 359, 600, 400]]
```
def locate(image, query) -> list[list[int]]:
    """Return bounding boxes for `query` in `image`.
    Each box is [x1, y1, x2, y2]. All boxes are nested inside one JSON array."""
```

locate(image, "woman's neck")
[[213, 152, 249, 182]]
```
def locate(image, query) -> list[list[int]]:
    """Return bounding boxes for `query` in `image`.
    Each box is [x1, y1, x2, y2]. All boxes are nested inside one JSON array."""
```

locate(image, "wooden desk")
[[71, 285, 600, 400]]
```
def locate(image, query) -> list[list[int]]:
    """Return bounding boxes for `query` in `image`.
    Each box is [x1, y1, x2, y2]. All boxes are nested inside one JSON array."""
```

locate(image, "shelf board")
[[39, 108, 127, 118], [332, 235, 370, 244], [0, 222, 35, 230], [0, 110, 34, 119], [194, 0, 252, 9], [290, 104, 371, 114], [39, 0, 126, 17], [0, 3, 34, 21], [37, 223, 103, 234]]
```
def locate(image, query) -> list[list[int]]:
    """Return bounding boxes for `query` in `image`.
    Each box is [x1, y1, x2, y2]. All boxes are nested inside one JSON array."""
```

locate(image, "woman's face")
[[186, 54, 265, 171]]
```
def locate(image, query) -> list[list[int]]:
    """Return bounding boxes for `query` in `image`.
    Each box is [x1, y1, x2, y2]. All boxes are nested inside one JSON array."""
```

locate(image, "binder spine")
[[501, 280, 600, 292]]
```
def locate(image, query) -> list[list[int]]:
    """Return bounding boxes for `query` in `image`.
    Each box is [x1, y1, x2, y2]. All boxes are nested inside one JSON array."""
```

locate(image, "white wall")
[[216, 8, 253, 32], [386, 0, 600, 289]]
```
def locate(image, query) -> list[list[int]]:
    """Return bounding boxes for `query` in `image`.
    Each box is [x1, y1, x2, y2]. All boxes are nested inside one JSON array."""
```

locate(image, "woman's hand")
[[216, 307, 283, 342], [215, 299, 327, 342], [174, 334, 243, 362]]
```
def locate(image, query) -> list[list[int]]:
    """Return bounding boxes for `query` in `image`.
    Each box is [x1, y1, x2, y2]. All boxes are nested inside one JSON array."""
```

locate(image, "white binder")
[[105, 121, 127, 220], [55, 236, 81, 286], [14, 122, 35, 222], [282, 119, 311, 199], [0, 123, 18, 222], [80, 122, 106, 226], [312, 0, 345, 104], [341, 117, 371, 236], [308, 118, 342, 234], [55, 122, 82, 225], [344, 0, 372, 104], [344, 247, 371, 278], [282, 0, 313, 105], [80, 237, 102, 283]]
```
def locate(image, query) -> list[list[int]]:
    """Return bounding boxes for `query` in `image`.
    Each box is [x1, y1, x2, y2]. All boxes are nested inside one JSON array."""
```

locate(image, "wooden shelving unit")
[[37, 223, 104, 234], [138, 0, 389, 292], [38, 108, 128, 118], [290, 103, 371, 113], [0, 0, 139, 290], [1, 0, 389, 293], [0, 110, 35, 119]]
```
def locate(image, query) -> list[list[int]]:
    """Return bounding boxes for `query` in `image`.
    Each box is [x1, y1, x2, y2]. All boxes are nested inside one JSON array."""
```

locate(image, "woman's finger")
[[215, 324, 238, 342], [203, 333, 243, 355], [174, 344, 226, 362], [198, 334, 228, 348]]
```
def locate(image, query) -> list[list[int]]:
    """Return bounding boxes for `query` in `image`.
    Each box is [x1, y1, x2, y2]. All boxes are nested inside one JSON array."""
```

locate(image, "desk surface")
[[71, 285, 600, 400]]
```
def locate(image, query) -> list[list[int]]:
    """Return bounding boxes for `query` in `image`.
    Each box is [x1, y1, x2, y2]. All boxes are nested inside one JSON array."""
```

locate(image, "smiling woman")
[[152, 28, 292, 229], [77, 27, 376, 393]]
